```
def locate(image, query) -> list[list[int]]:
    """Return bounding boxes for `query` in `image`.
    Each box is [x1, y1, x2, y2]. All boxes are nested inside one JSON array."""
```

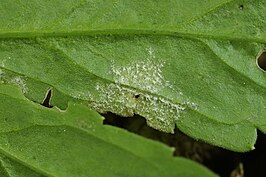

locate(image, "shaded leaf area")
[[0, 85, 216, 177], [103, 113, 266, 177], [0, 0, 265, 152]]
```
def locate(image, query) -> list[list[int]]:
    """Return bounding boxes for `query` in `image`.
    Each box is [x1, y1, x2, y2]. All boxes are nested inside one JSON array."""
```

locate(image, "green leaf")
[[0, 0, 265, 152], [0, 154, 45, 177], [0, 84, 216, 177]]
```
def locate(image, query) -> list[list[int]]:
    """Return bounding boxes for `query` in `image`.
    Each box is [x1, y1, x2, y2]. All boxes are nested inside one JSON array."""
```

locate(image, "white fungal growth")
[[70, 90, 93, 100], [89, 82, 185, 133], [0, 69, 4, 83], [186, 101, 198, 110], [111, 47, 167, 93], [112, 60, 164, 93], [135, 93, 185, 132], [10, 76, 28, 93], [86, 49, 188, 133], [0, 59, 6, 67], [91, 83, 137, 116], [0, 69, 3, 77]]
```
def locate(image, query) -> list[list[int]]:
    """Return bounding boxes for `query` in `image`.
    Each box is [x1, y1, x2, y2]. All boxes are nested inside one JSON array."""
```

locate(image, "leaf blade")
[[0, 0, 265, 152], [0, 85, 216, 177]]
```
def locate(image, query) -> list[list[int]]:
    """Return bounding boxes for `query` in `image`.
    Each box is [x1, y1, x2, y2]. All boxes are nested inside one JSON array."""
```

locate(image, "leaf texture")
[[0, 85, 216, 177], [0, 0, 265, 152]]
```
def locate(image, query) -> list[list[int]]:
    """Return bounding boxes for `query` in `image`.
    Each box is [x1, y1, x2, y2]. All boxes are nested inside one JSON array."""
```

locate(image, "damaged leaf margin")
[[0, 84, 217, 177]]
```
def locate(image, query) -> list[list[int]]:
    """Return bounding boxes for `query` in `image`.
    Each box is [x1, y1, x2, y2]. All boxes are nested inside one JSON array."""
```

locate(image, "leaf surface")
[[0, 85, 216, 177], [0, 0, 265, 152]]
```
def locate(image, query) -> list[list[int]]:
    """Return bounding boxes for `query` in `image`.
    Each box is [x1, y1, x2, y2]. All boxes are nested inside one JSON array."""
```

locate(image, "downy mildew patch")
[[0, 69, 28, 94], [0, 69, 4, 84], [10, 76, 28, 94], [87, 47, 187, 133]]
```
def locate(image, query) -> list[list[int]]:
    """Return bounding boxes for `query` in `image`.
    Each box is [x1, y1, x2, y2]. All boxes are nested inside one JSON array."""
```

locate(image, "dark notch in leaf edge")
[[41, 89, 53, 108]]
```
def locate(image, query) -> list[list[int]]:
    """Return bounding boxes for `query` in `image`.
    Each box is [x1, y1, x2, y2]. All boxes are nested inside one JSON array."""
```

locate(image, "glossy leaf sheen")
[[0, 0, 265, 153], [0, 85, 216, 177]]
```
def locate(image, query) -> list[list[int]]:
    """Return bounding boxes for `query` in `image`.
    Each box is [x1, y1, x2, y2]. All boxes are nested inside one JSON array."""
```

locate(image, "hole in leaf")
[[41, 89, 53, 108], [134, 94, 140, 99], [257, 51, 266, 71], [239, 4, 244, 10]]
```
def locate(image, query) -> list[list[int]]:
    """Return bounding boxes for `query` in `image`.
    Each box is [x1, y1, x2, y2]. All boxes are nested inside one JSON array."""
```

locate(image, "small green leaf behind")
[[0, 85, 216, 177]]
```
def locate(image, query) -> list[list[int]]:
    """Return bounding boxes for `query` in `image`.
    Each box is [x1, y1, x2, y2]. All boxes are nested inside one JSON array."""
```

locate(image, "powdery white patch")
[[184, 100, 198, 110], [0, 59, 6, 67], [10, 76, 28, 93], [0, 70, 29, 90], [80, 48, 196, 133], [135, 93, 185, 132], [83, 48, 193, 132], [70, 90, 93, 101], [0, 69, 4, 76], [111, 47, 168, 93], [87, 45, 189, 132], [92, 83, 137, 116], [89, 82, 185, 133], [111, 60, 165, 93], [0, 69, 4, 83]]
